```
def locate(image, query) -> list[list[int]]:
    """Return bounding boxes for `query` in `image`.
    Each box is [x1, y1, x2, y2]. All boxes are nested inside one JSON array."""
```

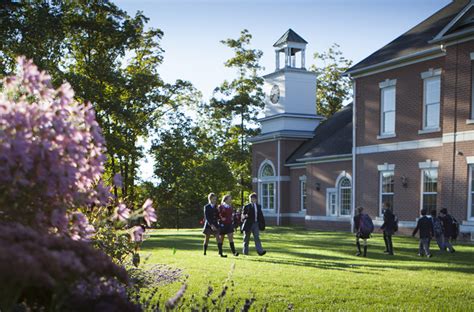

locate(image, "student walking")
[[412, 209, 433, 258], [430, 210, 445, 251], [241, 193, 266, 256], [202, 193, 226, 257], [354, 206, 374, 257], [439, 208, 457, 253], [380, 202, 397, 255], [218, 194, 239, 257]]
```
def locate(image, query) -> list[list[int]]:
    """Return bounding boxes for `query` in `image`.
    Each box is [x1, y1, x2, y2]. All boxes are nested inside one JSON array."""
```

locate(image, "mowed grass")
[[141, 227, 474, 311]]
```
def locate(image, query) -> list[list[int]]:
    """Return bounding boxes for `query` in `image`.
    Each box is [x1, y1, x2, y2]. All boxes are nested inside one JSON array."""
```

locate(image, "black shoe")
[[450, 248, 456, 253], [388, 252, 394, 256], [383, 250, 390, 254], [258, 250, 267, 256], [220, 253, 228, 258], [233, 252, 239, 257], [356, 252, 361, 256], [427, 254, 433, 258]]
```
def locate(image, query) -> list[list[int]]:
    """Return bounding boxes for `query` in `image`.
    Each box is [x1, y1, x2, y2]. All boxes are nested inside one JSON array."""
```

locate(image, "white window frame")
[[299, 175, 307, 211], [339, 178, 352, 216], [421, 68, 441, 131], [470, 53, 474, 120], [419, 160, 439, 212], [467, 158, 474, 221], [379, 79, 397, 138], [379, 170, 395, 217], [326, 188, 337, 217], [258, 160, 277, 211]]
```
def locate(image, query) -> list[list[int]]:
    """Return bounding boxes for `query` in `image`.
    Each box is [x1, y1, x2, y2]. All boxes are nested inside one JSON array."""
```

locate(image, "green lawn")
[[141, 227, 474, 311]]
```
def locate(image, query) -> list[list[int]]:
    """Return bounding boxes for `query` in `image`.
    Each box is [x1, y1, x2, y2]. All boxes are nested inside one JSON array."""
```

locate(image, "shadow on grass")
[[142, 228, 474, 274]]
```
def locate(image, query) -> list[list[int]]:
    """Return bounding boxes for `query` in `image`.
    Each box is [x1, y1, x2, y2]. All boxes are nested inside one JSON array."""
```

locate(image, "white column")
[[275, 50, 280, 70], [286, 47, 291, 67], [301, 49, 305, 68]]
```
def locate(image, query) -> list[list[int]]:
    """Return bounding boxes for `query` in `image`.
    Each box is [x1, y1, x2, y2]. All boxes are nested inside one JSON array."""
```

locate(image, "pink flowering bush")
[[0, 56, 109, 238], [0, 57, 157, 243], [0, 222, 138, 311]]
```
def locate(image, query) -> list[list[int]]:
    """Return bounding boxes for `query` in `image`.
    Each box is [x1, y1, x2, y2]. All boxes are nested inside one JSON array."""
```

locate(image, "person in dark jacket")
[[202, 193, 226, 257], [241, 193, 266, 256], [354, 206, 371, 257], [412, 209, 433, 258], [380, 202, 396, 255], [439, 208, 455, 253]]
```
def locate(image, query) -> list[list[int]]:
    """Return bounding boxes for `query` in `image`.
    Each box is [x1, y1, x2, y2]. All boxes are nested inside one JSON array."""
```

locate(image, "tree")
[[0, 1, 193, 206], [209, 29, 265, 208], [150, 111, 235, 228], [310, 43, 352, 118]]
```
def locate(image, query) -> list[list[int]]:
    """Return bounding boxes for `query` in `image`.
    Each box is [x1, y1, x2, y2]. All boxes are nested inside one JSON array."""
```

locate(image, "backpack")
[[451, 216, 460, 240], [393, 216, 399, 233], [432, 217, 443, 236], [359, 214, 374, 235]]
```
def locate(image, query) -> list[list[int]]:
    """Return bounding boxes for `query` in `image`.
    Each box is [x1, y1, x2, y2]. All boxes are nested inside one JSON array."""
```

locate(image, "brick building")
[[251, 0, 474, 238]]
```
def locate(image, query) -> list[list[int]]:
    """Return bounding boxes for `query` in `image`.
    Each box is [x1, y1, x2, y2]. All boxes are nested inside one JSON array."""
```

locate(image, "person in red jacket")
[[218, 194, 239, 256]]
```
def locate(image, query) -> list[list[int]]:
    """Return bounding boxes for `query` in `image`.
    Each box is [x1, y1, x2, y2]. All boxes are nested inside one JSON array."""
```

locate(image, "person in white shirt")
[[241, 193, 266, 256]]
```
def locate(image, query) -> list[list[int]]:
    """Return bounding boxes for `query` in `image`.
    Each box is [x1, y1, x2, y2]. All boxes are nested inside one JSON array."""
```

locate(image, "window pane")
[[382, 171, 394, 193], [425, 77, 440, 104], [425, 103, 440, 128], [261, 164, 274, 177], [340, 177, 351, 187], [423, 194, 437, 211], [471, 166, 474, 192], [423, 169, 438, 192], [471, 194, 474, 218], [262, 183, 269, 196], [383, 87, 396, 111], [269, 195, 274, 210], [381, 194, 394, 211], [340, 188, 351, 216], [384, 111, 395, 134], [330, 193, 336, 215]]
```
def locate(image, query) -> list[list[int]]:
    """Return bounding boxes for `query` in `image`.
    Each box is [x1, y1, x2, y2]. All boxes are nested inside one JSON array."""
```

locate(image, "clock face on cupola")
[[270, 84, 280, 103]]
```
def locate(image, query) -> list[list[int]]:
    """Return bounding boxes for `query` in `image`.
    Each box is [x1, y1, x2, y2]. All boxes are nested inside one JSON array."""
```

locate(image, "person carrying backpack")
[[430, 210, 445, 251], [412, 209, 433, 258], [354, 206, 373, 257], [380, 202, 396, 255], [439, 208, 456, 253]]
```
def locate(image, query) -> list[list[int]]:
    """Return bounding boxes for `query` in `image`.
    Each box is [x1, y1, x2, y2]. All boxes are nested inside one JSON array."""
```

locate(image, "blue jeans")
[[243, 223, 263, 255]]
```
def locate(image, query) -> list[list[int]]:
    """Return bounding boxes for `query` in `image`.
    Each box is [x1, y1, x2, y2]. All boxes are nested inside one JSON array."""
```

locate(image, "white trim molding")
[[420, 68, 442, 79], [377, 163, 395, 171], [418, 159, 439, 169], [264, 211, 306, 218], [466, 156, 474, 164], [305, 215, 351, 222], [299, 175, 307, 181], [379, 78, 397, 89], [356, 137, 442, 154], [443, 130, 474, 143], [470, 52, 474, 60]]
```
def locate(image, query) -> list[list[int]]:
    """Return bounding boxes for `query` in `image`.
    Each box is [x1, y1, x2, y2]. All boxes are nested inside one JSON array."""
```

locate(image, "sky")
[[112, 0, 452, 182]]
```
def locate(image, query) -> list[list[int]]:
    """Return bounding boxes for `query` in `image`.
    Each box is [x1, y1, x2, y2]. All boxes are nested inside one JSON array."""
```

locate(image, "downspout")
[[351, 79, 357, 233], [277, 139, 281, 226], [450, 44, 459, 207]]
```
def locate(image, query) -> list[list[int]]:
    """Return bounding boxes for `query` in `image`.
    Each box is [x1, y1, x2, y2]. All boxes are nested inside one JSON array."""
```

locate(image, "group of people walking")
[[203, 193, 460, 258], [354, 203, 459, 257], [202, 193, 266, 257]]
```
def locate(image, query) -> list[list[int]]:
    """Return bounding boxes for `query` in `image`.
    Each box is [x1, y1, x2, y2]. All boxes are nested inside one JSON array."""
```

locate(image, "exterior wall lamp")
[[401, 175, 408, 188], [315, 182, 321, 191]]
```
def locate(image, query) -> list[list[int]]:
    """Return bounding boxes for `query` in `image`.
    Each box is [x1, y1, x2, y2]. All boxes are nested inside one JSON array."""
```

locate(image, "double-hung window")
[[379, 79, 397, 137], [421, 168, 438, 212], [380, 171, 394, 215], [421, 69, 441, 131]]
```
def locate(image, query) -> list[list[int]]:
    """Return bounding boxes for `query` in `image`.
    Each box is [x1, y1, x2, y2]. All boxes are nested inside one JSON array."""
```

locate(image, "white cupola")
[[255, 29, 323, 138], [274, 28, 308, 70]]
